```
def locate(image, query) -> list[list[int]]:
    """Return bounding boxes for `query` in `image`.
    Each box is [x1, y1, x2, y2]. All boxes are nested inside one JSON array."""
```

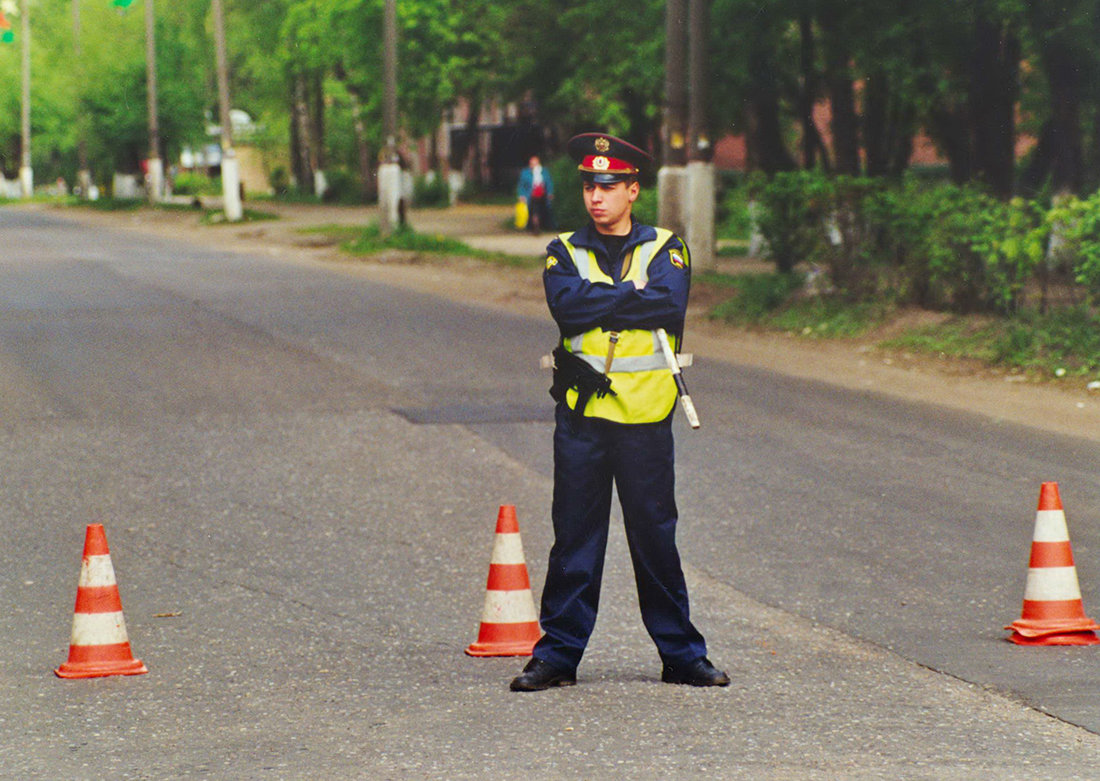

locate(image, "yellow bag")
[[514, 198, 529, 230]]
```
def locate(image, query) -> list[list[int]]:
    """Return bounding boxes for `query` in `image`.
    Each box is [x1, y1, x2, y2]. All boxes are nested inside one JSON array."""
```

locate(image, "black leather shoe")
[[510, 658, 577, 692], [661, 657, 730, 687]]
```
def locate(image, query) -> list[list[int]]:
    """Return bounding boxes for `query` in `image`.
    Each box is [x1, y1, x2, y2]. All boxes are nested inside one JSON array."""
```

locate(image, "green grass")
[[1, 194, 80, 207], [711, 273, 802, 322], [706, 272, 862, 328], [343, 223, 473, 255], [334, 223, 541, 268], [694, 270, 748, 289], [251, 191, 327, 204], [298, 223, 362, 238], [81, 197, 145, 212], [200, 207, 279, 225], [50, 197, 277, 224], [768, 298, 892, 338], [882, 307, 1100, 376], [716, 239, 750, 257], [879, 318, 1000, 362], [703, 268, 1100, 378]]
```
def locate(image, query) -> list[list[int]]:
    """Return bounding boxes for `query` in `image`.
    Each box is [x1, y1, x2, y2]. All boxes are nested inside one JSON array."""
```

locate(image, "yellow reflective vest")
[[558, 228, 683, 424]]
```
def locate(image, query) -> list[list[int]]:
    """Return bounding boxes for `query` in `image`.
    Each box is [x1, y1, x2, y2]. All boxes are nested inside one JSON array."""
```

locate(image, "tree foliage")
[[0, 0, 207, 183], [4, 0, 1100, 198]]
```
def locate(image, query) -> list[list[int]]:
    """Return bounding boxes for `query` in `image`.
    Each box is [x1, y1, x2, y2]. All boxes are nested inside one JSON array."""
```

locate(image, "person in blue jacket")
[[510, 133, 728, 692], [516, 154, 555, 234]]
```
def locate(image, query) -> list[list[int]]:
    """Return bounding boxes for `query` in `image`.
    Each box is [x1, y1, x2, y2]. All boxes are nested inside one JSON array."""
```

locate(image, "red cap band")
[[578, 155, 638, 175]]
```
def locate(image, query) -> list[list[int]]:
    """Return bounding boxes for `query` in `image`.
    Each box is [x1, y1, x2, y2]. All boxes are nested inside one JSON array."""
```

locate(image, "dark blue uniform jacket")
[[543, 218, 691, 341]]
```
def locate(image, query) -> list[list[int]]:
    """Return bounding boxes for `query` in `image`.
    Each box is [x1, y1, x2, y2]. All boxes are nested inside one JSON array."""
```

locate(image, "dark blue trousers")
[[533, 404, 708, 671]]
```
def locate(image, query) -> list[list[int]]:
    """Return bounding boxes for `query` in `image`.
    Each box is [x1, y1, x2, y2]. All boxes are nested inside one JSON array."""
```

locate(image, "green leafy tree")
[[0, 0, 206, 187]]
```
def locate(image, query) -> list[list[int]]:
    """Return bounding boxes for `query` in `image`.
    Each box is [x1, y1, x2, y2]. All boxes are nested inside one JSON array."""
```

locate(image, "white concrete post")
[[658, 165, 688, 238], [221, 150, 243, 222], [685, 160, 716, 273], [378, 162, 402, 231]]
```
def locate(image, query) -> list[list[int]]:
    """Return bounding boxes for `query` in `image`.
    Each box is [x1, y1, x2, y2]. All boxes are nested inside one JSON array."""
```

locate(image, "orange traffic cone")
[[466, 505, 541, 657], [56, 524, 148, 678], [1006, 482, 1100, 646]]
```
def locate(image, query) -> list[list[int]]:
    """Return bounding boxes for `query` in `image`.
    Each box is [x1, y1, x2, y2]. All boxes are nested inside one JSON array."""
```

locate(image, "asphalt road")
[[4, 205, 1100, 779]]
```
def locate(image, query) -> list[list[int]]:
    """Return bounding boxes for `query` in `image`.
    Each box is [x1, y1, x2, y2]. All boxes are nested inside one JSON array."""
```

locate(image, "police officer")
[[510, 133, 728, 691]]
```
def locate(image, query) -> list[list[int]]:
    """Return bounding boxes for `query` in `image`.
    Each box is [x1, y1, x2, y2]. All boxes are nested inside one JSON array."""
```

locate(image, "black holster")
[[549, 345, 616, 419]]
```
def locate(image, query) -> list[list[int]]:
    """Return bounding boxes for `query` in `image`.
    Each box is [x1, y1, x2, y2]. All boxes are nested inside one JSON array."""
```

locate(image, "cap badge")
[[595, 137, 611, 153], [592, 156, 610, 170]]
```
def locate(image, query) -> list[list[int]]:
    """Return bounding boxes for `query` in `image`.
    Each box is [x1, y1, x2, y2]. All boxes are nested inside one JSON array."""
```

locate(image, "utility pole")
[[144, 0, 162, 202], [377, 0, 401, 235], [686, 0, 715, 271], [211, 0, 242, 221], [73, 0, 92, 197], [658, 0, 715, 271], [19, 0, 31, 198], [657, 0, 687, 237]]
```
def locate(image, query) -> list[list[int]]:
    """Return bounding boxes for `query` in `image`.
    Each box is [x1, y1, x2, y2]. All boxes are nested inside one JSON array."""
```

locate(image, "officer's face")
[[583, 180, 639, 235]]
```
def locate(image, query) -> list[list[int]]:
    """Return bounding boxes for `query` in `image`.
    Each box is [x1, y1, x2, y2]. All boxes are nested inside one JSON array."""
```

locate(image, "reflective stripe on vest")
[[567, 331, 664, 373], [558, 229, 679, 423]]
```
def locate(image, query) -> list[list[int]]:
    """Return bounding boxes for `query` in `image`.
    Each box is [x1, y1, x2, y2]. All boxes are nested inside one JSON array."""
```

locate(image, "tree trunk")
[[818, 11, 860, 176], [311, 71, 326, 172], [864, 71, 889, 177], [797, 9, 823, 170], [1086, 105, 1100, 193], [745, 42, 796, 173], [969, 13, 1019, 198], [826, 71, 860, 175], [624, 87, 654, 155], [889, 103, 917, 176], [1026, 0, 1084, 195], [292, 74, 315, 192], [929, 103, 973, 184], [347, 85, 375, 202], [463, 98, 482, 187], [427, 129, 440, 173], [864, 70, 917, 178], [1087, 13, 1100, 191], [288, 110, 302, 191], [1019, 120, 1055, 194]]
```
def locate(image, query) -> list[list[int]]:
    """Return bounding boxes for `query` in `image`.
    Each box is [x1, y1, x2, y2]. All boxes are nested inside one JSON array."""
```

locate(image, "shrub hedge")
[[750, 170, 1100, 316]]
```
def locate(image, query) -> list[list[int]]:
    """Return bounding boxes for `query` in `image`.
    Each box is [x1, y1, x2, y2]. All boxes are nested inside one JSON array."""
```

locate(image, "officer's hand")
[[633, 279, 646, 290]]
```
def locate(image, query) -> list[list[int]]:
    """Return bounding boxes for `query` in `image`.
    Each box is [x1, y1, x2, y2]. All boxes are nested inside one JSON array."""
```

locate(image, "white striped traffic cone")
[[466, 505, 541, 657], [56, 524, 148, 678], [1006, 482, 1100, 646]]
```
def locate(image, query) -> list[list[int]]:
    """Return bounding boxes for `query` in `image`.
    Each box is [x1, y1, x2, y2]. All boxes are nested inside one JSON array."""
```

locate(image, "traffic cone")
[[1006, 482, 1100, 646], [56, 524, 148, 678], [466, 505, 541, 657]]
